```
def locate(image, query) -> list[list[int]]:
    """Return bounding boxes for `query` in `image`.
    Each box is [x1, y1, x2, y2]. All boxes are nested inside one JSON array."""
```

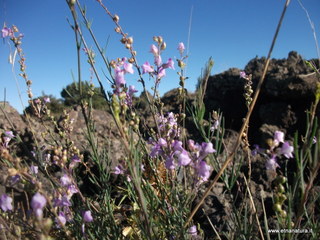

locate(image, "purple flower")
[[67, 184, 79, 197], [150, 44, 159, 56], [154, 55, 162, 67], [128, 85, 138, 96], [142, 61, 154, 74], [201, 142, 215, 155], [5, 131, 14, 139], [113, 165, 124, 175], [31, 193, 47, 217], [274, 131, 284, 146], [177, 42, 185, 55], [114, 68, 125, 87], [197, 161, 211, 181], [266, 155, 279, 171], [165, 156, 175, 170], [157, 68, 166, 79], [0, 194, 13, 212], [281, 142, 294, 158], [30, 165, 39, 175], [60, 174, 72, 187], [1, 27, 12, 38], [240, 71, 247, 79], [172, 140, 183, 152], [188, 225, 197, 236], [57, 212, 67, 227], [162, 58, 175, 70], [313, 136, 317, 144], [177, 150, 191, 166], [53, 195, 71, 207], [123, 62, 134, 74], [3, 131, 14, 147], [43, 97, 50, 103], [158, 138, 167, 147], [83, 210, 93, 222]]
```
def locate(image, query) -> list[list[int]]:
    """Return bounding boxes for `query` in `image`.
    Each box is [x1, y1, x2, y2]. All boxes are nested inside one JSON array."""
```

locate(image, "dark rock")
[[204, 52, 320, 146]]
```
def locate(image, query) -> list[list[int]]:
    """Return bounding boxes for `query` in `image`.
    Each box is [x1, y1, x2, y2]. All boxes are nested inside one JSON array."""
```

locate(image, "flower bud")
[[127, 37, 133, 44], [280, 210, 287, 218], [273, 203, 282, 212], [160, 42, 166, 50], [115, 27, 121, 33], [120, 37, 126, 44], [113, 14, 119, 23], [277, 184, 285, 193]]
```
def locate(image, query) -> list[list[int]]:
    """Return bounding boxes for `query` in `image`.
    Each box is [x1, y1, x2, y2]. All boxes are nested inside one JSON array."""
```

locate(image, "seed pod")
[[277, 184, 285, 193], [273, 203, 282, 212]]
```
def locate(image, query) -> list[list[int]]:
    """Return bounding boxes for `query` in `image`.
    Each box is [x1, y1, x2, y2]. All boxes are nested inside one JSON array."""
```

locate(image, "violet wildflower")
[[69, 154, 81, 169], [188, 225, 197, 236], [31, 193, 47, 218], [154, 55, 162, 67], [60, 174, 72, 187], [210, 119, 220, 131], [53, 194, 72, 207], [197, 161, 211, 181], [157, 68, 166, 79], [172, 140, 183, 152], [313, 136, 317, 144], [281, 142, 294, 158], [3, 131, 14, 147], [158, 138, 167, 147], [274, 131, 284, 146], [115, 67, 126, 87], [187, 139, 197, 152], [10, 175, 21, 185], [1, 27, 12, 38], [4, 131, 14, 139], [165, 156, 175, 170], [30, 164, 39, 175], [128, 85, 138, 96], [56, 212, 67, 227], [177, 42, 185, 55], [43, 97, 50, 103], [240, 71, 247, 79], [251, 144, 260, 156], [162, 58, 175, 70], [113, 165, 124, 175], [83, 210, 93, 222], [201, 142, 215, 155], [67, 184, 78, 197], [150, 44, 159, 56], [142, 61, 154, 74], [177, 150, 192, 166], [123, 62, 134, 74], [266, 155, 279, 171], [0, 194, 13, 212]]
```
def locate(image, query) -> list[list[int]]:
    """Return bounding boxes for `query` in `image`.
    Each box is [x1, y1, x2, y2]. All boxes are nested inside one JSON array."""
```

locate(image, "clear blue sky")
[[1, 0, 319, 113]]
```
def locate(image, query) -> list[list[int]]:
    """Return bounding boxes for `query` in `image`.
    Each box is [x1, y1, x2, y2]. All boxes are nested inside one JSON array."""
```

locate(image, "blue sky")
[[1, 0, 319, 113]]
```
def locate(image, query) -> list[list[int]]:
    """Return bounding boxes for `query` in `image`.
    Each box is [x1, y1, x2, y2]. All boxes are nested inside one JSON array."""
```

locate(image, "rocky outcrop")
[[204, 51, 319, 146]]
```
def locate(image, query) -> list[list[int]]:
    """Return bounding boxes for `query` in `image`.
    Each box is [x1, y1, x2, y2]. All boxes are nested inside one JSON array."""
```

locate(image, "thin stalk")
[[185, 0, 291, 227]]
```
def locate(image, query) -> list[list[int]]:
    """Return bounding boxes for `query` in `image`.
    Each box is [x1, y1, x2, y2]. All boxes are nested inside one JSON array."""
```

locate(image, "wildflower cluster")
[[142, 36, 175, 84], [148, 112, 215, 185]]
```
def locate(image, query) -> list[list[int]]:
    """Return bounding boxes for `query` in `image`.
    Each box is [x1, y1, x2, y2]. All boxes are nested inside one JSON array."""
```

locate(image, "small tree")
[[61, 81, 108, 110]]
